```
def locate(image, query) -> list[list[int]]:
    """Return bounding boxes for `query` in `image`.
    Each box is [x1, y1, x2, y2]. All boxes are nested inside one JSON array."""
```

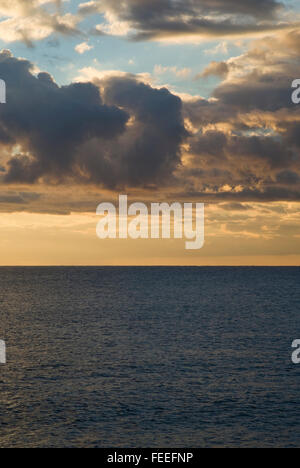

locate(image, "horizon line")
[[0, 265, 299, 268]]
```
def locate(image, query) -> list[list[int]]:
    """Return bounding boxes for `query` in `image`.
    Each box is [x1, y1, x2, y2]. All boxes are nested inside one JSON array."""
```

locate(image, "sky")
[[0, 0, 299, 265]]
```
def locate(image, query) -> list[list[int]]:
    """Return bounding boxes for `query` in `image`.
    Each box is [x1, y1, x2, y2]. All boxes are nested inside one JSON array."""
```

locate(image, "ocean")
[[0, 267, 299, 448]]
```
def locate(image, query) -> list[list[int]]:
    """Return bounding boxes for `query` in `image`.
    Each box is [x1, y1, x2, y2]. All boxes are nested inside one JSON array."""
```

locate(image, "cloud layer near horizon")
[[182, 27, 300, 202]]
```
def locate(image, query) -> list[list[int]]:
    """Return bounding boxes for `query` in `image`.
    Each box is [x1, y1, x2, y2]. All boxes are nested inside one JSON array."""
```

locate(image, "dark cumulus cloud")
[[89, 0, 289, 41], [0, 50, 187, 188], [98, 76, 188, 187]]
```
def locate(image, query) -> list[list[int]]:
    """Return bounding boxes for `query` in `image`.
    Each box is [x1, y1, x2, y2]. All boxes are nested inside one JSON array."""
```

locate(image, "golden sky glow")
[[0, 200, 299, 265], [0, 1, 299, 265]]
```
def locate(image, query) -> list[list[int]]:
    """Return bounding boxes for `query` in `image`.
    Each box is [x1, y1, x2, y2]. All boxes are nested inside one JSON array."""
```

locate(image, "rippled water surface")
[[0, 267, 299, 448]]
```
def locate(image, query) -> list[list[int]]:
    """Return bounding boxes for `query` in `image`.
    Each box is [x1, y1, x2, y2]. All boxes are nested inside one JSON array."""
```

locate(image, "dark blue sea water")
[[0, 267, 299, 448]]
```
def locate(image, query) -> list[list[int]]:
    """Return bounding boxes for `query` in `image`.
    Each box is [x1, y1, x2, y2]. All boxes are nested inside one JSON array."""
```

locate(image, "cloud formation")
[[182, 28, 300, 202], [0, 0, 297, 46], [82, 0, 297, 41], [75, 41, 94, 54], [0, 0, 80, 45], [0, 22, 300, 204], [0, 50, 186, 189]]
